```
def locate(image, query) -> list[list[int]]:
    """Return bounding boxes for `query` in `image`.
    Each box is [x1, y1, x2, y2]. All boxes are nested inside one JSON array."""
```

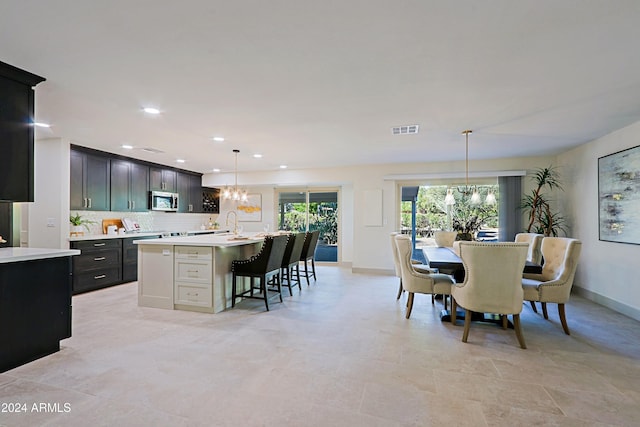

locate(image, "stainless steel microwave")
[[149, 191, 179, 211]]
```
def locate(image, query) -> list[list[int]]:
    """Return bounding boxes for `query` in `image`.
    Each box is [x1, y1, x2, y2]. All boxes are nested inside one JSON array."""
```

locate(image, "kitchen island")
[[135, 233, 264, 313], [0, 247, 80, 372]]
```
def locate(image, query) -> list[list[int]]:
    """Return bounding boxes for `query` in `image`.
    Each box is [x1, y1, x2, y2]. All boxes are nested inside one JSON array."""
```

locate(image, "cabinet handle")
[[132, 201, 135, 209], [187, 292, 199, 297], [93, 243, 106, 247], [88, 198, 92, 208], [127, 200, 131, 209], [83, 198, 87, 208], [94, 274, 106, 280], [94, 256, 106, 261]]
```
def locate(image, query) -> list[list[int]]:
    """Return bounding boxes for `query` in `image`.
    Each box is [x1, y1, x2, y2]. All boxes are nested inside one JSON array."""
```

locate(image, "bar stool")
[[231, 235, 289, 311], [299, 230, 320, 285], [280, 232, 306, 295]]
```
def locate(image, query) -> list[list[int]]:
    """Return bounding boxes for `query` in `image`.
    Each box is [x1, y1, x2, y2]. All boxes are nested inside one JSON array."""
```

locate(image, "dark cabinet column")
[[0, 61, 45, 202], [110, 159, 149, 212], [130, 162, 149, 211], [70, 149, 110, 211]]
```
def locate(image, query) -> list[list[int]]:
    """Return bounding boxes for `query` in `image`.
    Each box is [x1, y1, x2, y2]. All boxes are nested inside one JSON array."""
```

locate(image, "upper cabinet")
[[110, 159, 149, 212], [0, 61, 45, 202], [150, 167, 177, 193], [177, 172, 203, 213], [70, 149, 110, 211]]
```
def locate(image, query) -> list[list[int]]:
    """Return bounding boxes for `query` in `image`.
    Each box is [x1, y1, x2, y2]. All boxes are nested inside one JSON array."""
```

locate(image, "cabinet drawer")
[[74, 249, 121, 270], [73, 267, 121, 293], [72, 239, 121, 251], [175, 283, 211, 307], [175, 260, 211, 283], [175, 246, 212, 260]]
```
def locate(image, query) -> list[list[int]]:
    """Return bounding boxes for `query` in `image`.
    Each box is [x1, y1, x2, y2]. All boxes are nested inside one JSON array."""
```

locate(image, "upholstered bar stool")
[[231, 235, 289, 311], [299, 230, 320, 285], [280, 232, 306, 295]]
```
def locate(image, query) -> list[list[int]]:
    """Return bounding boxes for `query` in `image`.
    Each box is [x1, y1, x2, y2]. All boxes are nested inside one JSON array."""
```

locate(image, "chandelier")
[[444, 130, 496, 206], [222, 149, 248, 202]]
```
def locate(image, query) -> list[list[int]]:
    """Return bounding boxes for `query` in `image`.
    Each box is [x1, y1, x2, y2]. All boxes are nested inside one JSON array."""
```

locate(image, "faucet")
[[226, 211, 238, 234]]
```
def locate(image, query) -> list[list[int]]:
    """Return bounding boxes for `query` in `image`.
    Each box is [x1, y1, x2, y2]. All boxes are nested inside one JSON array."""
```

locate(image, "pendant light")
[[222, 149, 248, 203]]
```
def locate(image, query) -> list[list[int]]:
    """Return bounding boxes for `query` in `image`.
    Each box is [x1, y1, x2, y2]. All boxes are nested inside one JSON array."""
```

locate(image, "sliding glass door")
[[277, 190, 339, 262]]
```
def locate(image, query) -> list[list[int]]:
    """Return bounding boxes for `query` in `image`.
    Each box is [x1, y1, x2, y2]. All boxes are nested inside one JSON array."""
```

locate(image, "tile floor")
[[1, 266, 639, 426]]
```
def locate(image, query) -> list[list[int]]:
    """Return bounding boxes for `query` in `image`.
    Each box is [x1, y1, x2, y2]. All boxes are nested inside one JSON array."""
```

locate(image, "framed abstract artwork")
[[237, 194, 262, 222], [598, 145, 640, 244]]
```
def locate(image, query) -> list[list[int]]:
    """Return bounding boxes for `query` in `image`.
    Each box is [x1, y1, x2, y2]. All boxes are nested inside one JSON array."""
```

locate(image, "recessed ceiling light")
[[34, 122, 50, 128], [253, 153, 262, 158], [212, 136, 225, 142], [176, 159, 186, 163], [142, 107, 160, 114], [121, 144, 133, 150], [212, 168, 221, 173], [279, 165, 287, 169]]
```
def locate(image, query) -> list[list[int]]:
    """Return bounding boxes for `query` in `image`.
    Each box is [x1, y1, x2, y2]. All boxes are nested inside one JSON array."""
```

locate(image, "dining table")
[[422, 245, 543, 324]]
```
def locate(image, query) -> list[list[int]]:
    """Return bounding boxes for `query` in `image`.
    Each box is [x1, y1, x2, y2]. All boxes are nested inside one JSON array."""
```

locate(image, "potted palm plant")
[[521, 166, 567, 236], [69, 213, 95, 236]]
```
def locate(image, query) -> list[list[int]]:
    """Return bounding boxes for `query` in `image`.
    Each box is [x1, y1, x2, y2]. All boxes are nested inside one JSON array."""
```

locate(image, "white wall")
[[558, 120, 640, 320], [28, 138, 71, 248], [204, 155, 556, 273]]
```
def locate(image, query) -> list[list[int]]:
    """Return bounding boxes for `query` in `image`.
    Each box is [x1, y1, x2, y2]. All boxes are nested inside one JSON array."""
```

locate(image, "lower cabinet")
[[174, 246, 213, 312], [71, 239, 121, 294], [71, 236, 160, 294]]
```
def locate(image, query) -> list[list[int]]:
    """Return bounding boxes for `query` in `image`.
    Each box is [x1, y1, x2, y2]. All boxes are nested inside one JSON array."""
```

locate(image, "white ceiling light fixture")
[[212, 168, 221, 173], [279, 165, 287, 169], [212, 136, 225, 142], [121, 144, 133, 150], [253, 153, 262, 158], [142, 107, 160, 114], [33, 122, 51, 128], [445, 130, 496, 206], [222, 149, 248, 202], [176, 159, 186, 163]]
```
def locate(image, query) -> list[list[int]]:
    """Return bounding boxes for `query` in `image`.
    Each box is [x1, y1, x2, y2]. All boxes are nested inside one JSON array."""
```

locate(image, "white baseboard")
[[573, 286, 640, 322]]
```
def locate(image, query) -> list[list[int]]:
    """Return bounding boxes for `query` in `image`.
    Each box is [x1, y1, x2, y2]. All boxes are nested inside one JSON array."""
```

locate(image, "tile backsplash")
[[70, 210, 221, 235]]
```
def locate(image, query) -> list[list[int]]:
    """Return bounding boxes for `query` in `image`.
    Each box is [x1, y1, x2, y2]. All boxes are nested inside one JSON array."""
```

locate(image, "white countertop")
[[0, 247, 81, 264], [69, 229, 230, 242], [133, 232, 271, 247]]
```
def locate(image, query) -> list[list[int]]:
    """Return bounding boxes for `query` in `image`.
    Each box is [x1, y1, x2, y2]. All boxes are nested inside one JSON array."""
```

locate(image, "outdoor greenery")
[[401, 185, 499, 238], [521, 166, 567, 236], [279, 202, 338, 244]]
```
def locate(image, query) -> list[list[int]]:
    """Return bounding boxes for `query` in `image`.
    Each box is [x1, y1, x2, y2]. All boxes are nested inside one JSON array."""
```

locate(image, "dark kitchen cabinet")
[[70, 149, 110, 211], [70, 239, 121, 294], [202, 187, 220, 214], [110, 159, 149, 212], [0, 255, 73, 373], [0, 61, 45, 202], [0, 202, 12, 247], [177, 172, 203, 213], [122, 235, 159, 282], [150, 167, 177, 192]]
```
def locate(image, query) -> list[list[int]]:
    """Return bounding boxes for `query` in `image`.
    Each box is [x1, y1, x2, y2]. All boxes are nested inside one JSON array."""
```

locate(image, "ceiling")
[[2, 1, 640, 174]]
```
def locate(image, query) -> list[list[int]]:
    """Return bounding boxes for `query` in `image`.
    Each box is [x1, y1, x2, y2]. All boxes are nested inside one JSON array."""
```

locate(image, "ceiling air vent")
[[391, 125, 419, 135], [141, 147, 164, 154]]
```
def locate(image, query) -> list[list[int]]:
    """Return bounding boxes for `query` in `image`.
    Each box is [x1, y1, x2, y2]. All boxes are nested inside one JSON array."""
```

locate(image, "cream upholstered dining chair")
[[451, 242, 530, 349], [395, 235, 455, 319], [515, 233, 544, 265], [522, 237, 582, 335], [390, 232, 436, 300]]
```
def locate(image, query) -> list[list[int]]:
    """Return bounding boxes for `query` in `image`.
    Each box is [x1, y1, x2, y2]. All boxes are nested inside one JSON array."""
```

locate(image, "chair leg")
[[529, 301, 538, 313], [277, 272, 283, 303], [397, 279, 403, 300], [232, 273, 237, 307], [443, 295, 448, 311], [294, 264, 302, 290], [262, 277, 269, 311], [462, 309, 472, 342], [541, 302, 549, 319], [406, 292, 414, 319], [513, 314, 527, 349], [304, 260, 311, 286], [501, 315, 508, 330], [311, 258, 316, 280], [451, 298, 457, 325], [431, 294, 434, 305], [283, 267, 293, 296], [558, 303, 571, 335]]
